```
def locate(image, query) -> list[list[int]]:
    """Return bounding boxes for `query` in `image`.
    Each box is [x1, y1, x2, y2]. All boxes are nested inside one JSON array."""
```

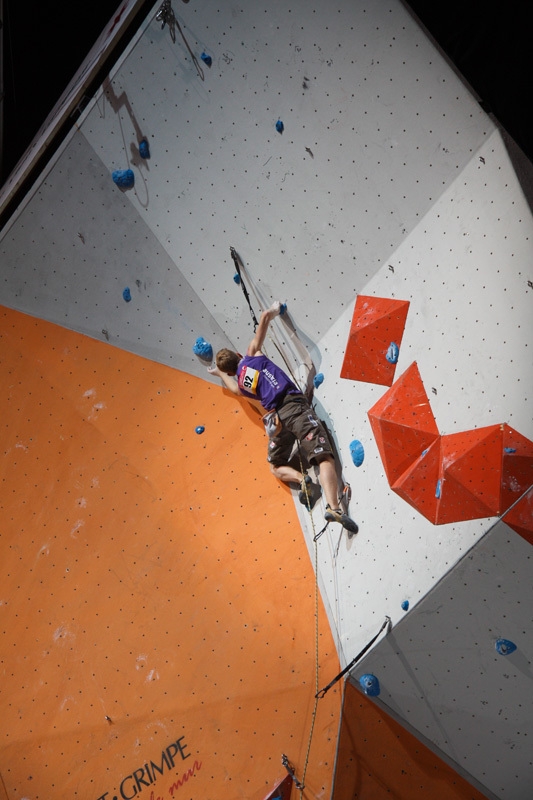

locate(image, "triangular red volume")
[[392, 438, 441, 523], [368, 362, 439, 432], [368, 363, 439, 484], [500, 424, 533, 517], [441, 425, 503, 516], [370, 417, 440, 487], [341, 295, 410, 385], [436, 471, 498, 525], [262, 774, 293, 800], [503, 489, 533, 544]]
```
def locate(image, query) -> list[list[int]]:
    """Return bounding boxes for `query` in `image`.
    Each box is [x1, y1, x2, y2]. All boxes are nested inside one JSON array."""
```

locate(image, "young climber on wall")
[[207, 301, 358, 535]]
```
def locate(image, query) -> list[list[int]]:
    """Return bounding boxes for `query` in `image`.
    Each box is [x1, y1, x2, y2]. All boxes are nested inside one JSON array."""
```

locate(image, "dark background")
[[1, 0, 532, 185]]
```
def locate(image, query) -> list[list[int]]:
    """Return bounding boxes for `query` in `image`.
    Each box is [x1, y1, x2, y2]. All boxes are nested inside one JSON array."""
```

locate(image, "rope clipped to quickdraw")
[[315, 616, 391, 699], [230, 246, 311, 395], [230, 246, 259, 330], [281, 754, 304, 791]]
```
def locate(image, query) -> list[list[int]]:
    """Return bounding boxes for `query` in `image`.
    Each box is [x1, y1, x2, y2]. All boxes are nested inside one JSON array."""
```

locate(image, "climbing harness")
[[156, 0, 204, 80], [315, 616, 391, 699]]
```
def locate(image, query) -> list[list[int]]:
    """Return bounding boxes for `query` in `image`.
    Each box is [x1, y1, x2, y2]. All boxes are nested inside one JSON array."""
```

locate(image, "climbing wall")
[[0, 1, 531, 798]]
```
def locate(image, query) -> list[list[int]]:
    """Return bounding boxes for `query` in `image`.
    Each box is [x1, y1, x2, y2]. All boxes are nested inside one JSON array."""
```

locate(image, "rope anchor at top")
[[156, 0, 204, 80]]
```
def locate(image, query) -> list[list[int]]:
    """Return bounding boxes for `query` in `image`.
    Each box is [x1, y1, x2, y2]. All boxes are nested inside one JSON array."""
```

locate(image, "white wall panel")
[[298, 128, 532, 663], [74, 0, 492, 354]]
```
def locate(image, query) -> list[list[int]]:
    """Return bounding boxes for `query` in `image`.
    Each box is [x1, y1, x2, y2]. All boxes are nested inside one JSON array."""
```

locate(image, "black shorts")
[[266, 395, 333, 467]]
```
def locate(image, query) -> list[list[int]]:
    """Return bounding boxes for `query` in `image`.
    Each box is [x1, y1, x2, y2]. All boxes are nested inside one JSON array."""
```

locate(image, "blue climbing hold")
[[435, 479, 441, 499], [386, 341, 399, 364], [495, 638, 517, 656], [504, 447, 516, 453], [123, 287, 132, 302], [275, 119, 284, 133], [359, 674, 380, 697], [349, 439, 365, 467], [279, 302, 287, 315], [139, 139, 150, 159], [313, 373, 324, 389], [195, 426, 205, 435], [233, 273, 241, 284], [200, 52, 212, 66], [193, 337, 213, 361], [112, 168, 135, 188], [401, 600, 409, 611]]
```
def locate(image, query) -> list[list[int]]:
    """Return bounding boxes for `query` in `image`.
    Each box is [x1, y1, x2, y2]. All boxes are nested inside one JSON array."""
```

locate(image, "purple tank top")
[[237, 355, 299, 410]]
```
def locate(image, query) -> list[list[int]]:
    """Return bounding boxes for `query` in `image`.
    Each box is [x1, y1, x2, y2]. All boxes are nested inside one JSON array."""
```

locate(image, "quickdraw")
[[281, 754, 304, 791], [315, 616, 391, 699], [230, 246, 259, 330]]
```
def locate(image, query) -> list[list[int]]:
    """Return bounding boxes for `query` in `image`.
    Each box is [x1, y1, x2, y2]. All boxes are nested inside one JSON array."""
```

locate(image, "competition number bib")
[[240, 366, 259, 395]]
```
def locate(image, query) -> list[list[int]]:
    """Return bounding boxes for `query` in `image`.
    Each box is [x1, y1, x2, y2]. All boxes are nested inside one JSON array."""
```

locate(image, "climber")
[[207, 302, 358, 534]]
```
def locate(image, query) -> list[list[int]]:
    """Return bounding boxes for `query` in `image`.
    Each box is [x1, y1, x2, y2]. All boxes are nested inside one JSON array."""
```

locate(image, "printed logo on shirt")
[[239, 366, 260, 395]]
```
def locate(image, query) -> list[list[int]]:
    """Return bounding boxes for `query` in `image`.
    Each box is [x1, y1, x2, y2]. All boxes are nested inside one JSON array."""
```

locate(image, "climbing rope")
[[226, 250, 331, 792], [291, 452, 321, 797], [298, 497, 320, 797]]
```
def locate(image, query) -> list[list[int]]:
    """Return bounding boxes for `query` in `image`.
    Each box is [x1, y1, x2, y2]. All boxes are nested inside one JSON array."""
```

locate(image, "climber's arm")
[[247, 302, 282, 356]]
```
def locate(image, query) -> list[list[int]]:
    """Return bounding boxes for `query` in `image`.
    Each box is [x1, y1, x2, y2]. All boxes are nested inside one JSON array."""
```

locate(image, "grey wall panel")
[[354, 514, 533, 800], [0, 132, 234, 376]]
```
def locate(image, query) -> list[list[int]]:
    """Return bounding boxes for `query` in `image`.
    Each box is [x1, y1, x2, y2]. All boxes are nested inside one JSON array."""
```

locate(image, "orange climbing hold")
[[341, 295, 410, 386], [368, 362, 439, 486], [500, 428, 533, 543], [369, 365, 533, 529]]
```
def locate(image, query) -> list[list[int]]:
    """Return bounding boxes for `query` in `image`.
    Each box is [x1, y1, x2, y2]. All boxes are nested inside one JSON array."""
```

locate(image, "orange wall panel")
[[332, 681, 488, 800], [0, 307, 341, 799]]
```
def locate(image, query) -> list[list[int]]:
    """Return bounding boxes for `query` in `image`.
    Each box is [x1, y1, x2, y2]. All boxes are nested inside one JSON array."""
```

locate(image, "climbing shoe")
[[299, 474, 317, 510], [325, 505, 359, 537]]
